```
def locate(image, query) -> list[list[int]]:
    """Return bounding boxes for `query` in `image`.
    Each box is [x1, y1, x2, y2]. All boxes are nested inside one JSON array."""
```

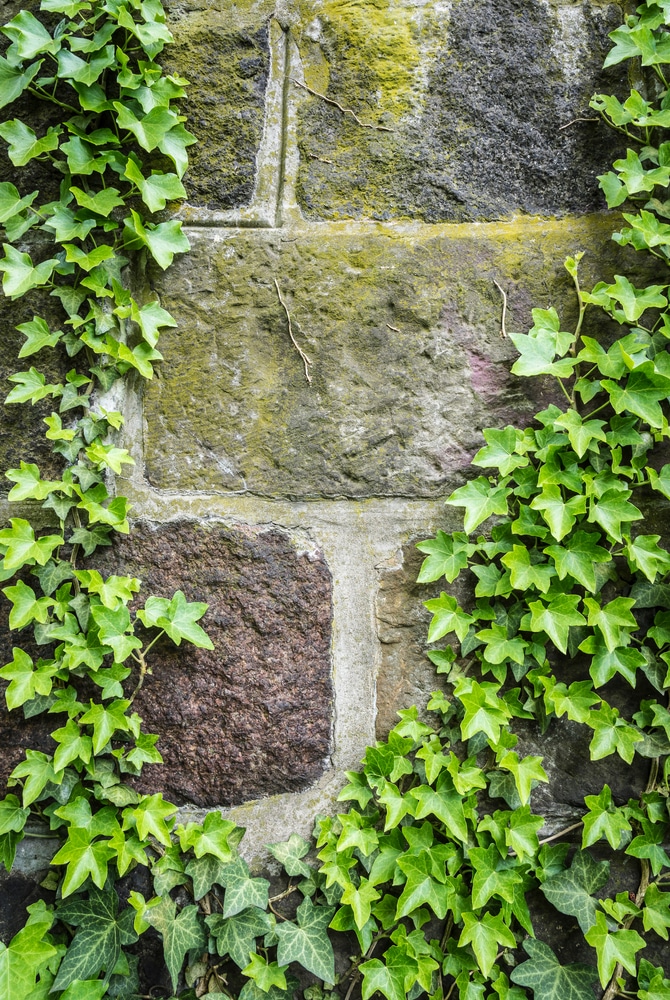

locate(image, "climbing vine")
[[2, 2, 670, 1000]]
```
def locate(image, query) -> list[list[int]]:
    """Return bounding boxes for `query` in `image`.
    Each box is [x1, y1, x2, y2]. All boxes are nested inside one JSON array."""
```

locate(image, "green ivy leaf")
[[52, 885, 137, 991], [584, 910, 645, 987], [274, 897, 336, 983], [510, 938, 598, 1000], [206, 908, 273, 969], [540, 850, 609, 933], [146, 898, 207, 991]]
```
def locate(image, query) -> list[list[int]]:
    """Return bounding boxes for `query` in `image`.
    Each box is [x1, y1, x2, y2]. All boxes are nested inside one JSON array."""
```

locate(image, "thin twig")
[[386, 324, 401, 333], [269, 883, 297, 903], [493, 280, 508, 338], [559, 116, 598, 130], [274, 279, 313, 384], [292, 79, 395, 132], [538, 820, 584, 846]]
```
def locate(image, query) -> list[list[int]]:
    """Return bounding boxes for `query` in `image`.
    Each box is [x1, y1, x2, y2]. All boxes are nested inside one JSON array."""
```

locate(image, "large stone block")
[[143, 216, 658, 498], [161, 3, 271, 210], [292, 0, 625, 221], [0, 520, 334, 807]]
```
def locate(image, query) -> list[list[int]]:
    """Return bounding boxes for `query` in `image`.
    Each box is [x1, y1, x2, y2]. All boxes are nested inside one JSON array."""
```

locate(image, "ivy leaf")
[[217, 857, 270, 918], [469, 844, 524, 909], [69, 185, 125, 218], [583, 596, 638, 652], [52, 886, 137, 991], [267, 834, 312, 877], [496, 751, 548, 806], [585, 910, 645, 987], [123, 156, 186, 211], [445, 477, 511, 533], [0, 120, 60, 166], [544, 530, 610, 592], [50, 827, 116, 896], [472, 426, 529, 476], [0, 793, 29, 836], [510, 938, 598, 1000], [206, 908, 273, 968], [458, 911, 516, 977], [424, 593, 474, 643], [137, 590, 213, 648], [146, 898, 207, 991], [177, 810, 240, 861], [408, 770, 468, 842], [582, 784, 632, 849], [9, 750, 59, 807], [588, 488, 642, 542], [530, 486, 586, 542], [394, 850, 451, 920], [274, 897, 335, 983], [602, 366, 670, 429], [416, 531, 471, 583], [185, 854, 229, 900], [242, 953, 288, 993], [126, 793, 176, 847], [3, 580, 54, 629], [123, 208, 190, 269], [500, 546, 555, 594], [0, 57, 41, 110], [540, 850, 609, 933], [455, 677, 512, 743], [588, 703, 643, 764], [528, 594, 586, 654], [360, 946, 418, 1000], [642, 884, 670, 940], [626, 535, 670, 582], [113, 102, 179, 150], [0, 244, 57, 298], [0, 903, 57, 1000]]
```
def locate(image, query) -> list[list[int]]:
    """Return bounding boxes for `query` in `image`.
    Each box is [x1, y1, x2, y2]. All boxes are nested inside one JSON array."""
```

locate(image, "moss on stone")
[[161, 11, 270, 209], [143, 215, 663, 499]]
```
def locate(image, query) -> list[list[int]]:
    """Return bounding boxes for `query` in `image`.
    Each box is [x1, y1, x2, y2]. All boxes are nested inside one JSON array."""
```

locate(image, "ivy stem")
[[537, 819, 584, 846], [128, 633, 164, 704]]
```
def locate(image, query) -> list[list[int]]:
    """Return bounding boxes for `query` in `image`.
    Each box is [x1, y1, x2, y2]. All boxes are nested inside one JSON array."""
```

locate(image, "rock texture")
[[294, 0, 626, 222], [95, 520, 333, 806], [144, 218, 659, 498]]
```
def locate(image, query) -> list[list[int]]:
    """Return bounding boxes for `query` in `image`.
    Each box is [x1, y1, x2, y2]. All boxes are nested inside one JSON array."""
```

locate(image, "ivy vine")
[[2, 2, 670, 1000]]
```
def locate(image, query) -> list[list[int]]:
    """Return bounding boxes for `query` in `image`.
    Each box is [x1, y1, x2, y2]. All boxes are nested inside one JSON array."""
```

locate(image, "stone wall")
[[0, 0, 660, 871]]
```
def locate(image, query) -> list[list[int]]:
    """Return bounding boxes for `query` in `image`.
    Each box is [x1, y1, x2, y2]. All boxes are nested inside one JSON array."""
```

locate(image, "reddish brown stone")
[[0, 521, 333, 808], [95, 520, 333, 806]]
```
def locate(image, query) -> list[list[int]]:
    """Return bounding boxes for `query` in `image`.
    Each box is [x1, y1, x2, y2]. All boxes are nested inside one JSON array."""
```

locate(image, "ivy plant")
[[2, 1, 670, 1000]]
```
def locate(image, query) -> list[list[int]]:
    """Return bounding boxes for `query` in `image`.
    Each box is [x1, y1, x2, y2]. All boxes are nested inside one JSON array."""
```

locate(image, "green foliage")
[[2, 1, 670, 1000]]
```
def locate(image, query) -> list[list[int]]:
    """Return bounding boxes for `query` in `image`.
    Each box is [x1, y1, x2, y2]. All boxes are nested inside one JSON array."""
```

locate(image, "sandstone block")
[[144, 218, 657, 498]]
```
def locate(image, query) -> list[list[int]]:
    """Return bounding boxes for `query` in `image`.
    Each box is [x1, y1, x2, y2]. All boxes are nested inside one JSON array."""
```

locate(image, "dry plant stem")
[[274, 278, 313, 383], [559, 116, 599, 129], [538, 820, 584, 846], [269, 883, 297, 903], [493, 280, 508, 338], [292, 79, 395, 132], [343, 938, 379, 1000]]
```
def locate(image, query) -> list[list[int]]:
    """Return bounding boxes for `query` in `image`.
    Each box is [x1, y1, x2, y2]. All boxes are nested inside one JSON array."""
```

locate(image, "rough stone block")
[[0, 289, 69, 489], [144, 217, 658, 499], [161, 3, 271, 210], [293, 0, 626, 221], [0, 520, 333, 807]]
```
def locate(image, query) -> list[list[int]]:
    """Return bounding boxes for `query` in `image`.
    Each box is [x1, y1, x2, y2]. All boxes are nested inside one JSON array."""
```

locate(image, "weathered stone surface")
[[293, 0, 626, 222], [0, 520, 333, 806], [161, 4, 271, 210], [95, 520, 333, 806], [144, 217, 659, 498], [375, 541, 440, 739]]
